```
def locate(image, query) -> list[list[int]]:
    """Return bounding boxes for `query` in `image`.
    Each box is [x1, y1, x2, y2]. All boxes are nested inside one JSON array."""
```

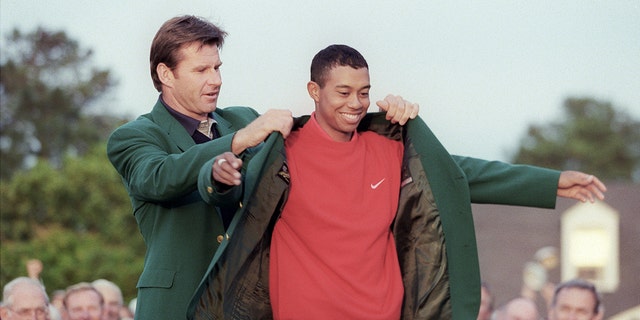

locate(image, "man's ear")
[[307, 81, 320, 102], [157, 63, 174, 88]]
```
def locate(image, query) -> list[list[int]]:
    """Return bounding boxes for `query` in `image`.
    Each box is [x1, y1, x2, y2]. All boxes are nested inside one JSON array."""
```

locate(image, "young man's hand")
[[376, 94, 419, 125], [557, 171, 607, 202]]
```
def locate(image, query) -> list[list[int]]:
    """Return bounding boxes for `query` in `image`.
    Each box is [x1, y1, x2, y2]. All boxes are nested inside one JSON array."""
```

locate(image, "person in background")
[[495, 297, 539, 320], [477, 282, 495, 320], [119, 305, 135, 320], [188, 44, 606, 319], [127, 298, 137, 318], [50, 290, 68, 320], [548, 279, 603, 320], [63, 282, 104, 320], [0, 277, 50, 320], [91, 279, 123, 320], [24, 259, 65, 319]]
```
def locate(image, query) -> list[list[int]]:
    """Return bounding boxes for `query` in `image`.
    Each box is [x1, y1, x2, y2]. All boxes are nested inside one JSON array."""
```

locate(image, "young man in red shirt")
[[191, 45, 606, 319], [269, 46, 408, 319]]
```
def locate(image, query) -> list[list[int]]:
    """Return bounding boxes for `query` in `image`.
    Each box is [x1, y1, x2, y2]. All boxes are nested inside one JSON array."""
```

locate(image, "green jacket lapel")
[[213, 111, 234, 136], [148, 99, 196, 152]]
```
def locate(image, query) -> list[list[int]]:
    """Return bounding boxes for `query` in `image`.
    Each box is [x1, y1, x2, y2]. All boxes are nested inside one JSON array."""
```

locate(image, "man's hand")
[[26, 259, 43, 279], [557, 171, 607, 203], [232, 109, 293, 155], [376, 94, 419, 125], [212, 152, 243, 186]]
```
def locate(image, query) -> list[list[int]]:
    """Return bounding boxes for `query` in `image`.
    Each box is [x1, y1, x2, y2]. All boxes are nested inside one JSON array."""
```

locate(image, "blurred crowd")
[[1, 258, 604, 320], [477, 279, 604, 320], [1, 259, 136, 320]]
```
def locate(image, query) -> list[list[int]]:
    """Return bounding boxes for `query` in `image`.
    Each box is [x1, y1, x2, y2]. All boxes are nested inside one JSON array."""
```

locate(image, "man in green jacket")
[[106, 15, 295, 319], [188, 45, 605, 319]]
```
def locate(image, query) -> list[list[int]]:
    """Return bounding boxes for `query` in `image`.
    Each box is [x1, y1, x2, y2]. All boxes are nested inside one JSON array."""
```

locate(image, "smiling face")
[[158, 42, 222, 120], [308, 65, 371, 142], [65, 290, 104, 320]]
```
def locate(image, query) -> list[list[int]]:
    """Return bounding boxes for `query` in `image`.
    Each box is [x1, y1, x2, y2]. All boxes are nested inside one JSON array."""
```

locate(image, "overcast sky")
[[2, 1, 639, 161]]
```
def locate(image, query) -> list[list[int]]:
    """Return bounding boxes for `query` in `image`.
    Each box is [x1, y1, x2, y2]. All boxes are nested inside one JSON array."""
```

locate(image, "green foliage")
[[512, 97, 640, 181], [0, 27, 120, 179], [0, 144, 143, 302], [0, 25, 141, 303], [1, 227, 143, 302]]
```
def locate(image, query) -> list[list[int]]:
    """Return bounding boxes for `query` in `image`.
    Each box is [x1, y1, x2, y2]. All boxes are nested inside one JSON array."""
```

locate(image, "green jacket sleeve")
[[454, 156, 561, 208], [107, 118, 235, 202]]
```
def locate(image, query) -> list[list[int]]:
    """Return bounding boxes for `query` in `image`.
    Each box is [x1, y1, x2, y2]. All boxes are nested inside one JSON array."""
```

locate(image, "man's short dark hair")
[[551, 279, 601, 314], [310, 44, 368, 88]]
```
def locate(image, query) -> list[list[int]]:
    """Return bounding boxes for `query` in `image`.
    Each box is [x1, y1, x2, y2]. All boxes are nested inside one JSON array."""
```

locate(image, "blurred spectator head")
[[1, 277, 49, 320], [477, 282, 494, 320], [548, 279, 602, 320], [64, 282, 104, 320], [498, 297, 539, 320], [91, 279, 123, 320]]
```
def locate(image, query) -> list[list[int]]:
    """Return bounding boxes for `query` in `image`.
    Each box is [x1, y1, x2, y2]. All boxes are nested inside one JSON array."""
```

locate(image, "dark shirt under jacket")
[[161, 97, 220, 142]]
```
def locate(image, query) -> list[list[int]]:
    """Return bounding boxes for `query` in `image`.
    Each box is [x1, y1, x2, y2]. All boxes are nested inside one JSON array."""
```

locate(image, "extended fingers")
[[591, 176, 607, 194], [587, 180, 606, 201], [578, 174, 606, 202], [565, 186, 591, 203], [570, 184, 606, 203]]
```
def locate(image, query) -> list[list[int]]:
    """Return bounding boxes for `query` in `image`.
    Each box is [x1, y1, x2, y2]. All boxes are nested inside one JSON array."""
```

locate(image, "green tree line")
[[1, 27, 141, 302], [1, 27, 117, 179], [0, 145, 143, 302], [511, 97, 640, 182]]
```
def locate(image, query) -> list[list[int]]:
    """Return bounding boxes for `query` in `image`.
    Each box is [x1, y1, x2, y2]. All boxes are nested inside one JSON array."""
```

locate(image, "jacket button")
[[217, 235, 224, 243], [207, 186, 214, 194]]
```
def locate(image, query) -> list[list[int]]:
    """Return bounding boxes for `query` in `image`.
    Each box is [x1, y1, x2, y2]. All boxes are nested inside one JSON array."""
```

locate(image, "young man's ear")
[[307, 81, 320, 102], [157, 63, 174, 88]]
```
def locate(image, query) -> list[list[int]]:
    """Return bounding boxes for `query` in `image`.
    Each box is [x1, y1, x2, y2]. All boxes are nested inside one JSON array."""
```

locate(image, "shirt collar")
[[160, 96, 217, 135]]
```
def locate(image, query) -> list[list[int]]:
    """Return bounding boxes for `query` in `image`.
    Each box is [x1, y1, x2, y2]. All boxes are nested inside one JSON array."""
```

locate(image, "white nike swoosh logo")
[[370, 178, 385, 189]]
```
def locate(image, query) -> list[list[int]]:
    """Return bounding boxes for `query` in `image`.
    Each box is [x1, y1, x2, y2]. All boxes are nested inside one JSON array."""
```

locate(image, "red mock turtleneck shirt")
[[270, 114, 404, 319]]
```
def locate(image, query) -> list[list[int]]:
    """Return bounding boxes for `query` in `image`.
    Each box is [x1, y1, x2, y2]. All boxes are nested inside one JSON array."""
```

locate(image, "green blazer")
[[188, 114, 560, 319], [107, 99, 260, 320]]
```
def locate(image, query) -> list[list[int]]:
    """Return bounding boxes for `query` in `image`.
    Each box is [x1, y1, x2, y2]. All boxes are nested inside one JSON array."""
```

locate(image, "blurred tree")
[[512, 97, 640, 182], [0, 144, 143, 301], [0, 27, 120, 179], [0, 26, 139, 301]]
